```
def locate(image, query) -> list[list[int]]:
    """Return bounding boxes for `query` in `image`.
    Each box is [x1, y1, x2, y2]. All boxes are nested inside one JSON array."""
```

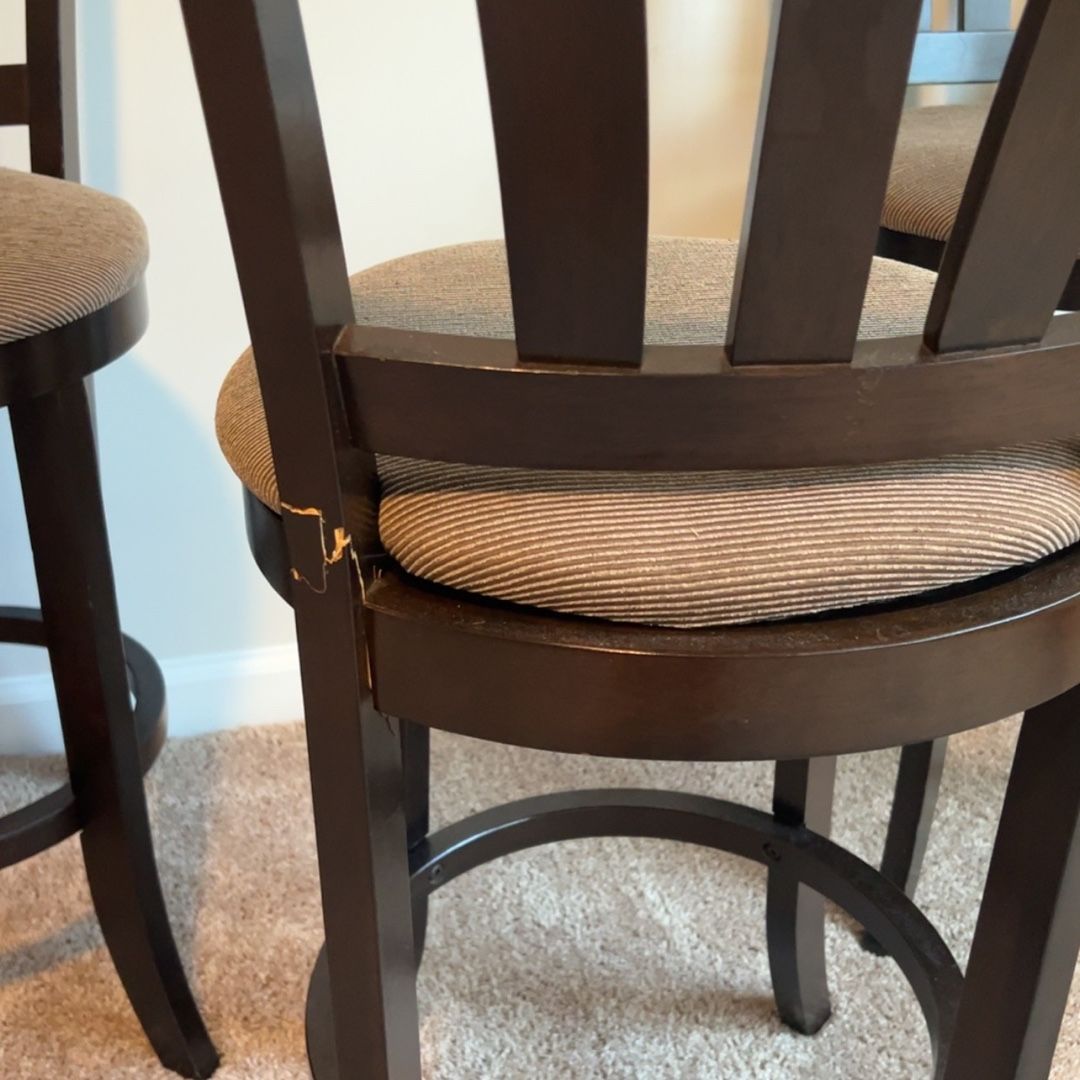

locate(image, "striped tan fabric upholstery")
[[883, 104, 987, 243], [0, 167, 148, 345], [217, 237, 1080, 628]]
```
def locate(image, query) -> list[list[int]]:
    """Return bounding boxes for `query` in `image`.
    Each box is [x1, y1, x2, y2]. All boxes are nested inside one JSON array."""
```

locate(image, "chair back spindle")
[[727, 0, 923, 365], [477, 0, 648, 366], [0, 1, 78, 179]]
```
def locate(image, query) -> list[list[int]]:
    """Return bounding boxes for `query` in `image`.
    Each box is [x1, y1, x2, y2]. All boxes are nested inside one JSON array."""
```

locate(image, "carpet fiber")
[[0, 718, 1077, 1078]]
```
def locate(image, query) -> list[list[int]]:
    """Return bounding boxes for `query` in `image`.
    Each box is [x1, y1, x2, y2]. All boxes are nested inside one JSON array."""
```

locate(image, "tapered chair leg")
[[942, 686, 1080, 1080], [863, 737, 948, 955], [401, 719, 430, 965], [10, 382, 218, 1078], [767, 756, 838, 1035], [298, 525, 421, 1080]]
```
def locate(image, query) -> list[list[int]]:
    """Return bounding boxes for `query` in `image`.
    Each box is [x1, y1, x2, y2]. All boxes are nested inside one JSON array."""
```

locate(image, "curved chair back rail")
[[337, 311, 1080, 470]]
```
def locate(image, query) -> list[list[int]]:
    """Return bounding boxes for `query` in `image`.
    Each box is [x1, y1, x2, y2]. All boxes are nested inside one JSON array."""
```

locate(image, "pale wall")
[[0, 1, 771, 751]]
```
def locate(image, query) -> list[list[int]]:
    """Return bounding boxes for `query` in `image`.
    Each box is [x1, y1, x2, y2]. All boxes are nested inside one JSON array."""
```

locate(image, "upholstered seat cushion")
[[217, 237, 1080, 627], [883, 104, 988, 244], [0, 167, 148, 345]]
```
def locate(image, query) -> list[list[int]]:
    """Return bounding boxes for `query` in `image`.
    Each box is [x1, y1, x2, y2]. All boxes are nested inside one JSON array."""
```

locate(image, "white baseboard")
[[0, 643, 303, 756]]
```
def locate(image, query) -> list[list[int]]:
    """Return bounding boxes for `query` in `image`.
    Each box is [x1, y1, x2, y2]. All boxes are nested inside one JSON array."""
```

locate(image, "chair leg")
[[942, 687, 1080, 1080], [299, 622, 421, 1078], [401, 719, 430, 965], [767, 756, 837, 1035], [9, 383, 218, 1078], [862, 737, 948, 955]]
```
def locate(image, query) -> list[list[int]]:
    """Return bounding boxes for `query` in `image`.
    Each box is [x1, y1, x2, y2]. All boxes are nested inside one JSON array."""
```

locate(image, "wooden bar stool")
[[184, 1, 1080, 1077], [0, 3, 216, 1075]]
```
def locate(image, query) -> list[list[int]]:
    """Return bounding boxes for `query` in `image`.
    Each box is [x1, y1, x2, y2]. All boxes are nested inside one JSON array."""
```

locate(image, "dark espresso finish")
[[25, 0, 78, 179], [309, 787, 963, 1080], [0, 64, 29, 126], [0, 4, 217, 1074], [0, 609, 165, 869], [766, 757, 837, 1034], [942, 689, 1080, 1080], [334, 313, 1080, 471], [400, 719, 430, 964], [878, 229, 1080, 317], [863, 737, 948, 955], [477, 0, 648, 366], [10, 384, 217, 1078], [181, 4, 419, 1078], [183, 0, 1080, 1076], [728, 0, 923, 365]]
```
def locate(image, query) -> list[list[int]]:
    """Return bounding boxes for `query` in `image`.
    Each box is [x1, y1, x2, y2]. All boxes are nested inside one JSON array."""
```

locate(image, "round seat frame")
[[0, 606, 166, 869]]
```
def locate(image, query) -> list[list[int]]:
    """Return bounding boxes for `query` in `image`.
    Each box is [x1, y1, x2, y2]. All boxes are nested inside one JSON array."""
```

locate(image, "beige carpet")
[[0, 718, 1077, 1079]]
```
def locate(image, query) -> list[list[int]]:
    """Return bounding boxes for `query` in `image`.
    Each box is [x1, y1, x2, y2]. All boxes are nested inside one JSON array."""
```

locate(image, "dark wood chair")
[[0, 3, 217, 1076], [183, 1, 1080, 1077]]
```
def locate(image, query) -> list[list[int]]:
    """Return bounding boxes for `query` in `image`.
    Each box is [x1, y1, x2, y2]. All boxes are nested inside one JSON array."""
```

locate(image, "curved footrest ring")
[[0, 606, 167, 869], [306, 787, 963, 1079]]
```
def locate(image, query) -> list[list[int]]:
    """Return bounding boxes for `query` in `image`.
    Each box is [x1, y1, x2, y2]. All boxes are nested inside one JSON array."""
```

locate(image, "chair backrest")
[[0, 0, 78, 179], [909, 0, 1015, 84], [183, 0, 1080, 536]]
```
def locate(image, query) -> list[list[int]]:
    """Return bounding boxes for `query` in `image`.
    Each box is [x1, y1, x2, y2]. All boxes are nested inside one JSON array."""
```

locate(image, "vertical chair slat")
[[727, 0, 923, 366], [0, 65, 29, 127], [476, 0, 648, 366], [925, 0, 1080, 354], [25, 0, 78, 180]]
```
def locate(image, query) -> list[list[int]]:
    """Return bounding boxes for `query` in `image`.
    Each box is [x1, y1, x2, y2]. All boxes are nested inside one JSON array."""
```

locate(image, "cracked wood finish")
[[0, 4, 217, 1075], [186, 0, 1080, 1076]]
